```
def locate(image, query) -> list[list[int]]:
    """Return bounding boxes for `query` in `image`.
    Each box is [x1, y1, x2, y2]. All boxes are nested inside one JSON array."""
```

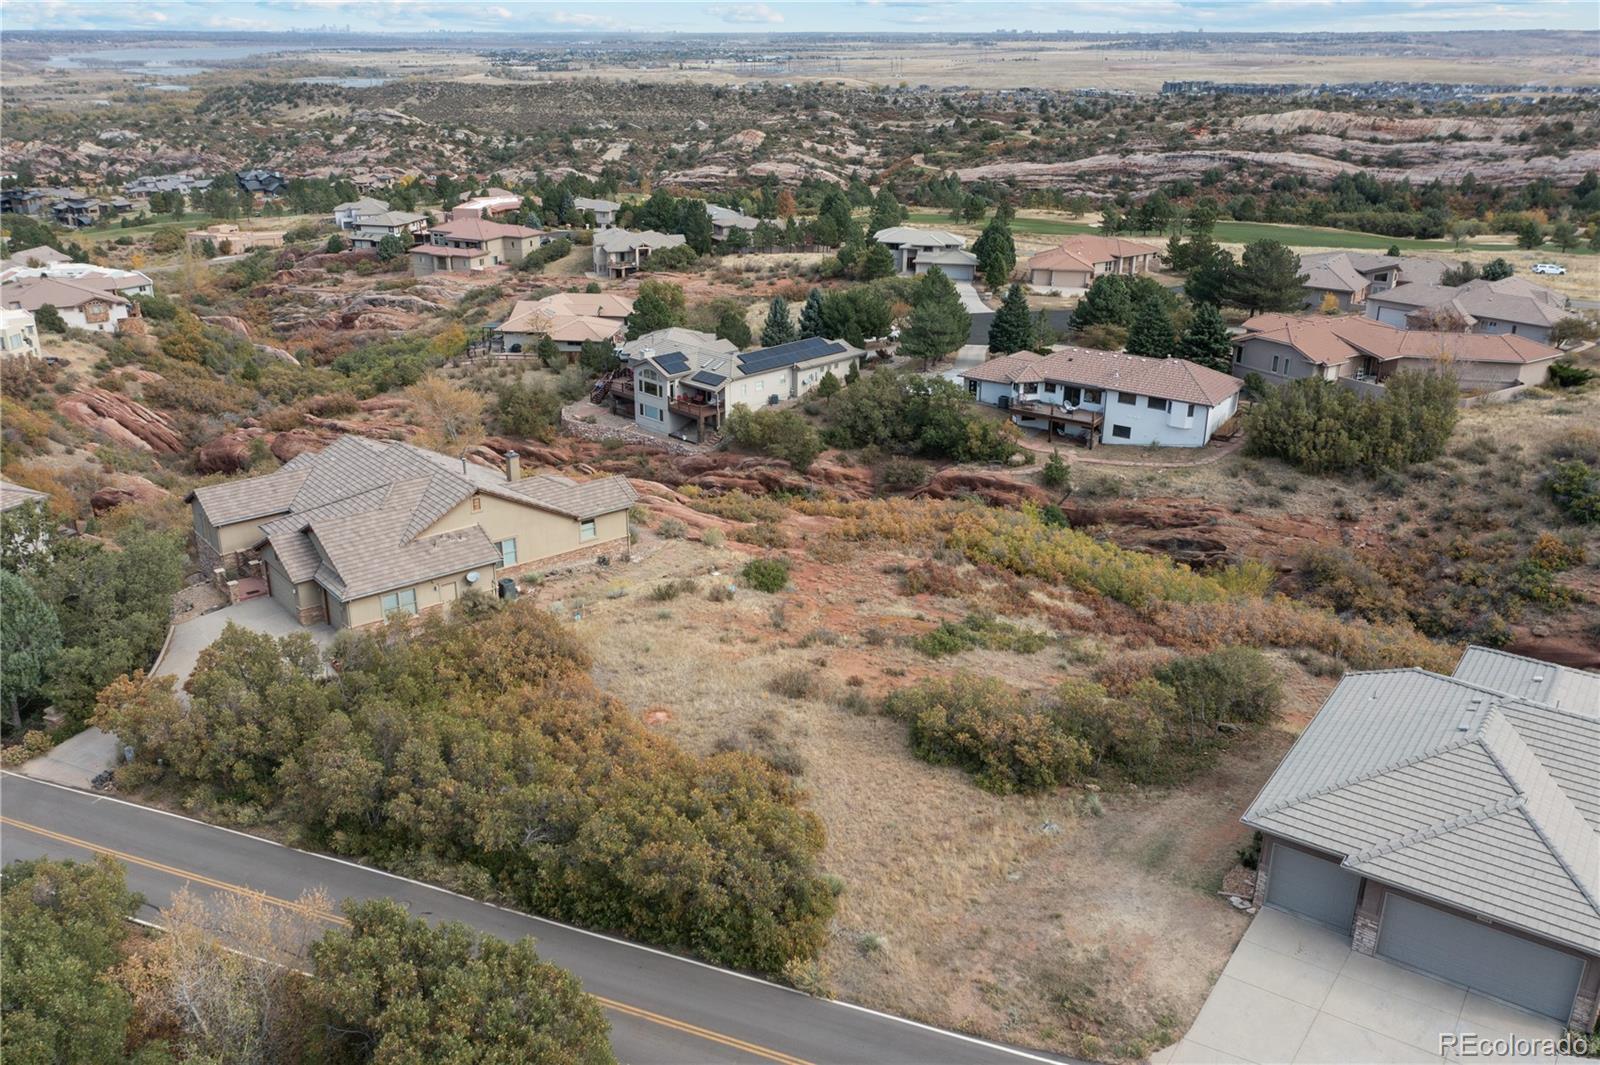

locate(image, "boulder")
[[57, 388, 184, 454], [252, 343, 299, 365], [90, 475, 171, 515], [202, 315, 252, 338], [196, 428, 268, 475], [269, 428, 330, 463]]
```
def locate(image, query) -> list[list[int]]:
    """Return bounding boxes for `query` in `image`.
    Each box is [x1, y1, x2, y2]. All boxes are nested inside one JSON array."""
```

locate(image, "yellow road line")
[[1, 815, 813, 1065]]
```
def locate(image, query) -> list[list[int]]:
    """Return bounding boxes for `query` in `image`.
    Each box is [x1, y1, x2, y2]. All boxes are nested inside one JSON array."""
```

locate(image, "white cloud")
[[547, 9, 624, 28], [707, 3, 786, 24]]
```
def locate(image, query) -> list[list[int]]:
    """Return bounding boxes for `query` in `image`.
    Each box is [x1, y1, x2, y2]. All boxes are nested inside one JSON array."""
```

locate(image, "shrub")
[[1040, 450, 1070, 491], [649, 579, 697, 601], [706, 583, 735, 602], [1153, 647, 1283, 730], [1548, 360, 1596, 389], [877, 457, 928, 491], [881, 675, 1089, 794], [515, 237, 572, 273], [768, 667, 818, 699], [701, 528, 725, 547], [1246, 370, 1457, 474], [725, 406, 822, 472], [741, 557, 790, 593], [911, 612, 1050, 658], [1546, 460, 1600, 524], [656, 518, 687, 539]]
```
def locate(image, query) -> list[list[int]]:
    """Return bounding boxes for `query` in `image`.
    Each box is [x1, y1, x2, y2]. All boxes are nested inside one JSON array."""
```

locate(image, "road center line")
[[0, 815, 813, 1065]]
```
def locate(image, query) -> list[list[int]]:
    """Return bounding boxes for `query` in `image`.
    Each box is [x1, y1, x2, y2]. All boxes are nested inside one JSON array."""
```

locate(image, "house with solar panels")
[[600, 328, 863, 443]]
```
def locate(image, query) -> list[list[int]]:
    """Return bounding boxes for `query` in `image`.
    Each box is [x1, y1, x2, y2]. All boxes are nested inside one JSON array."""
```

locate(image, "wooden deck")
[[1010, 400, 1104, 446]]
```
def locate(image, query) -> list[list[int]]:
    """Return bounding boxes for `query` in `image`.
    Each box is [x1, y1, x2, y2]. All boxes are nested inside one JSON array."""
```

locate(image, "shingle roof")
[[572, 197, 619, 212], [1300, 253, 1370, 295], [1243, 662, 1600, 955], [873, 226, 965, 248], [336, 196, 389, 213], [708, 204, 759, 230], [1453, 647, 1600, 716], [918, 248, 979, 267], [595, 228, 685, 253], [1, 276, 130, 312], [1027, 235, 1160, 272], [1236, 313, 1561, 367], [0, 479, 49, 513], [193, 436, 634, 601], [1366, 276, 1567, 328], [961, 345, 1242, 407]]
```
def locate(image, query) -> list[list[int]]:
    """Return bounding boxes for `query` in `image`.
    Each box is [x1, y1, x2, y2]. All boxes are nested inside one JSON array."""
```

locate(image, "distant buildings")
[[124, 173, 213, 197], [1299, 252, 1450, 312], [236, 169, 287, 197], [872, 226, 966, 276], [572, 197, 619, 227], [1363, 276, 1568, 346], [591, 229, 687, 279], [333, 196, 391, 230], [409, 208, 551, 276], [496, 291, 633, 357], [186, 224, 285, 253]]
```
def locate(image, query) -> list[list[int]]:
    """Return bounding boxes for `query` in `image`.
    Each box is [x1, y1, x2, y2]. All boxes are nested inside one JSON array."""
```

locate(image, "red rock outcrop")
[[57, 388, 184, 453], [196, 428, 269, 474], [269, 428, 331, 463], [90, 475, 171, 515]]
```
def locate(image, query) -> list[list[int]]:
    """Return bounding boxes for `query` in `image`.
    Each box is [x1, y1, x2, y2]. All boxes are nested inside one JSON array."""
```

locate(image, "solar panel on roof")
[[688, 370, 727, 388], [653, 351, 690, 375], [737, 337, 845, 375]]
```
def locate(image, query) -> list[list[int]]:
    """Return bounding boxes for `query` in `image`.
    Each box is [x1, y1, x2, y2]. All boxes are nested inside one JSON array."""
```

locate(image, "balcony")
[[669, 394, 721, 419]]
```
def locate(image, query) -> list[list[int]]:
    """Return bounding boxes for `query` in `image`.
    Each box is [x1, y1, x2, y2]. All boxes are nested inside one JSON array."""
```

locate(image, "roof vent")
[[1532, 675, 1545, 683], [1456, 721, 1471, 732]]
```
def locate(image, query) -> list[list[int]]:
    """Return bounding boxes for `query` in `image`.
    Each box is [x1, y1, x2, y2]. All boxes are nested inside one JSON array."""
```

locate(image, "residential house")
[[573, 197, 620, 227], [185, 436, 636, 629], [0, 277, 136, 334], [455, 187, 523, 219], [186, 223, 286, 253], [1025, 235, 1161, 291], [0, 261, 154, 299], [1299, 252, 1449, 311], [914, 247, 979, 282], [873, 226, 966, 276], [1, 245, 72, 270], [1364, 276, 1568, 344], [1232, 313, 1562, 391], [592, 229, 687, 279], [1, 187, 70, 217], [0, 478, 49, 514], [708, 204, 759, 242], [603, 329, 862, 443], [333, 196, 390, 230], [959, 346, 1242, 448], [124, 173, 212, 198], [51, 197, 110, 228], [236, 169, 287, 197], [347, 210, 429, 250], [409, 208, 550, 277], [1242, 648, 1600, 1029], [1, 308, 41, 357], [496, 291, 634, 357]]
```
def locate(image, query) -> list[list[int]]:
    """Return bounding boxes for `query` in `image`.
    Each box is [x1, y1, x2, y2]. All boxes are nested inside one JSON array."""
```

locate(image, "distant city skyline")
[[8, 0, 1598, 36]]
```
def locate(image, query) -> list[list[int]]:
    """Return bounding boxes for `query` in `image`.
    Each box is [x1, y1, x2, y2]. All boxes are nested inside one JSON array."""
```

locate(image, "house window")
[[1234, 349, 1243, 363], [1083, 390, 1101, 404], [1147, 397, 1168, 412], [640, 379, 662, 398], [497, 539, 517, 567], [580, 519, 597, 542], [1188, 403, 1197, 417], [1271, 355, 1280, 373], [380, 588, 418, 617], [1110, 425, 1132, 440], [471, 495, 482, 512], [1116, 392, 1136, 406]]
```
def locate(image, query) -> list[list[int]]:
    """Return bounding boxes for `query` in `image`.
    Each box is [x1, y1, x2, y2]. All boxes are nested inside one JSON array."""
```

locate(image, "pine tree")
[[798, 287, 825, 338], [1126, 297, 1175, 358], [988, 283, 1034, 354], [1226, 240, 1306, 314], [972, 214, 1017, 288], [860, 242, 895, 280], [1071, 274, 1133, 331], [761, 297, 796, 347], [868, 190, 904, 236], [1174, 301, 1233, 372], [901, 267, 971, 367], [677, 200, 714, 255]]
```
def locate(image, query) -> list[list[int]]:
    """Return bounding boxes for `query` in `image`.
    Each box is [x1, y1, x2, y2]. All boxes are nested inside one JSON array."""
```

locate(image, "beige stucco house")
[[1026, 235, 1161, 291], [186, 436, 635, 629]]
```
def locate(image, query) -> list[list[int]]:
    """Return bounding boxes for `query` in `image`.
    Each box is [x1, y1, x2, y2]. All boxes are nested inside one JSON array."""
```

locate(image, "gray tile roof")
[[191, 435, 634, 601], [1453, 647, 1600, 716], [1243, 663, 1600, 954], [0, 479, 49, 513]]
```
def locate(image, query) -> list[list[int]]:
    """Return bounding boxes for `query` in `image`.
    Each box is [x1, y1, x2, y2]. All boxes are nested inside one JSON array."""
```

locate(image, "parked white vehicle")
[[1531, 262, 1566, 275]]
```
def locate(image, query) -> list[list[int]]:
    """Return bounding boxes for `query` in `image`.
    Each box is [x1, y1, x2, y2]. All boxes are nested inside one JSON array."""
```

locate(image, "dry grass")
[[532, 524, 1332, 1059]]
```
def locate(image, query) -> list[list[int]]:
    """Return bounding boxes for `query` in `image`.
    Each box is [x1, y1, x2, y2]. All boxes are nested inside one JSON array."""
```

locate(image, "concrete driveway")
[[952, 280, 992, 314], [18, 599, 334, 789], [1154, 907, 1567, 1064]]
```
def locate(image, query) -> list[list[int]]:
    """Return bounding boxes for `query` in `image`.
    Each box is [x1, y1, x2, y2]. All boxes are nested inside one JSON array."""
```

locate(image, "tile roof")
[[918, 248, 979, 266], [961, 345, 1242, 407], [1243, 661, 1600, 955], [1300, 253, 1370, 295], [1236, 313, 1561, 366], [1, 276, 130, 312], [1027, 235, 1161, 272], [1366, 276, 1567, 328], [498, 292, 635, 342], [1452, 647, 1600, 716], [595, 228, 685, 253], [429, 215, 543, 242], [873, 226, 965, 248], [0, 479, 49, 513], [192, 436, 634, 601]]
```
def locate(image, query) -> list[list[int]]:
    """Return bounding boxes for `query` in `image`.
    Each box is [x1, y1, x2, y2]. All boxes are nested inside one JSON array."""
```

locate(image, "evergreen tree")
[[1225, 240, 1306, 314], [859, 242, 895, 280], [1071, 274, 1133, 331], [798, 287, 825, 339], [1480, 257, 1514, 281], [972, 214, 1017, 288], [376, 234, 406, 261], [32, 304, 66, 333], [625, 282, 683, 339], [988, 282, 1034, 354], [1126, 297, 1175, 358], [714, 306, 752, 348], [1175, 301, 1233, 372], [677, 200, 714, 255], [868, 189, 904, 235], [724, 224, 751, 251], [325, 234, 345, 254], [761, 297, 796, 347], [901, 267, 971, 367]]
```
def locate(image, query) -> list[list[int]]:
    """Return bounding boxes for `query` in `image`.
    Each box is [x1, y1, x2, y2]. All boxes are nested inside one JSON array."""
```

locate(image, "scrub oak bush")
[[741, 557, 791, 593]]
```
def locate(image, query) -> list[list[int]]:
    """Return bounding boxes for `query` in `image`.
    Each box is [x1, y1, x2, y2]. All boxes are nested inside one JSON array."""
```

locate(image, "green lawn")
[[906, 209, 1532, 255]]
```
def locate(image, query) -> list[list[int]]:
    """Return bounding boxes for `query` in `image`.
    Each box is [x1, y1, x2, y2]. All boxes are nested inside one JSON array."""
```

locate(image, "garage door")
[[1378, 894, 1584, 1022], [1265, 844, 1361, 932]]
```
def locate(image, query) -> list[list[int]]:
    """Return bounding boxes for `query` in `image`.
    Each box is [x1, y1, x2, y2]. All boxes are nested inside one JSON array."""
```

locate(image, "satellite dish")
[[465, 571, 481, 583]]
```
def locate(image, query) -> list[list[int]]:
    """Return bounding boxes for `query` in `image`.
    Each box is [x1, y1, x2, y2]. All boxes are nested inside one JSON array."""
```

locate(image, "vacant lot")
[[524, 508, 1340, 1060]]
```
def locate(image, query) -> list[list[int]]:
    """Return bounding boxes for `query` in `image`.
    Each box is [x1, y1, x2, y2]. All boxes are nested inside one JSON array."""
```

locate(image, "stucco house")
[[915, 248, 979, 282], [1, 308, 40, 357], [348, 210, 430, 250], [333, 197, 390, 230], [708, 204, 760, 242], [592, 229, 687, 279], [1364, 276, 1568, 345], [186, 224, 285, 253], [409, 208, 550, 276], [496, 291, 634, 357], [455, 187, 523, 219], [601, 329, 862, 443], [1299, 252, 1449, 311], [1025, 236, 1161, 291], [873, 226, 966, 276], [1, 276, 137, 334], [186, 436, 635, 629], [572, 197, 620, 228], [959, 346, 1241, 448], [1232, 313, 1562, 391], [1243, 647, 1600, 1029]]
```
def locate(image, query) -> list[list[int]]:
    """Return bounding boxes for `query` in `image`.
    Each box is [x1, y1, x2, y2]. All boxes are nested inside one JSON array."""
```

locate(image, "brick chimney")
[[506, 451, 520, 482]]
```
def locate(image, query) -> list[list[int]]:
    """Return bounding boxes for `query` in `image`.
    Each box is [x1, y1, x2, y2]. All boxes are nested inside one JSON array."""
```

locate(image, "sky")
[[5, 0, 1597, 35]]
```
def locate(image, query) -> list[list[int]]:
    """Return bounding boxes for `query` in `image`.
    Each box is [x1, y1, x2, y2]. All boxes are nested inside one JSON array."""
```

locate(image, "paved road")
[[967, 309, 1075, 347], [0, 773, 1070, 1065]]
